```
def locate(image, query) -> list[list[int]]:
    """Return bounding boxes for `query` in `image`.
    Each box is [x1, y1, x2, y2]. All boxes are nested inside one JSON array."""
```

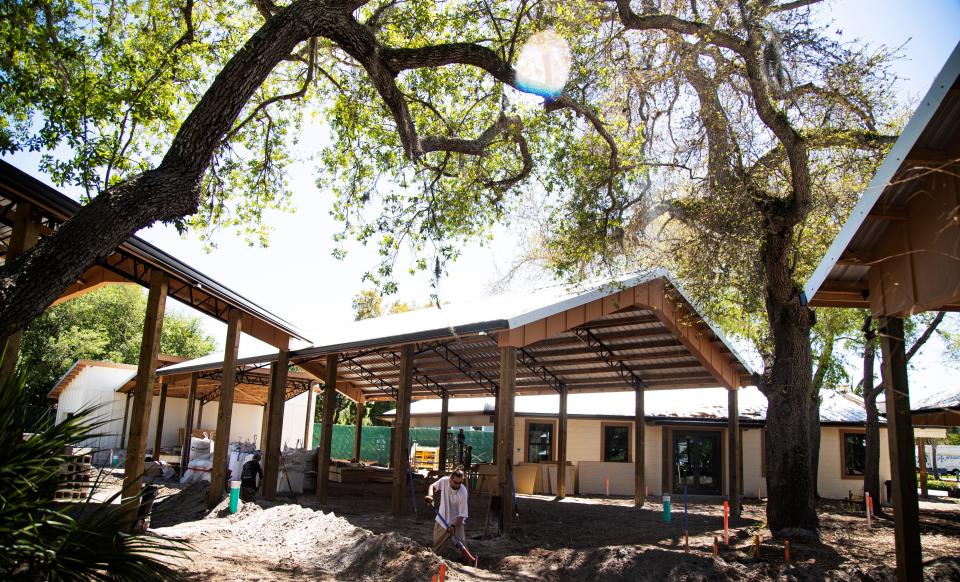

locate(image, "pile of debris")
[[151, 497, 468, 581]]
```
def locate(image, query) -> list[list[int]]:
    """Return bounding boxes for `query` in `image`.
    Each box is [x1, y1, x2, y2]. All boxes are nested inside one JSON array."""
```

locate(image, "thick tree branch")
[[613, 0, 749, 58], [771, 0, 823, 12]]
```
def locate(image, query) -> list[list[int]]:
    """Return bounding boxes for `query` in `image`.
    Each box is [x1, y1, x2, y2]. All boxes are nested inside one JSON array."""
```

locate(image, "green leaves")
[[18, 285, 215, 407], [0, 359, 190, 581]]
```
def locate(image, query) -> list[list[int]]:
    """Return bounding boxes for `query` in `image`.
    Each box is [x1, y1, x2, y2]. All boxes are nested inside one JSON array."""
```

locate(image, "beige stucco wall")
[[404, 412, 891, 501], [817, 425, 891, 502]]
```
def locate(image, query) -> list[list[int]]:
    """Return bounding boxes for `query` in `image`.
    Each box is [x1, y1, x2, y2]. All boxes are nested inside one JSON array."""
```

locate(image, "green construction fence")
[[311, 424, 493, 466]]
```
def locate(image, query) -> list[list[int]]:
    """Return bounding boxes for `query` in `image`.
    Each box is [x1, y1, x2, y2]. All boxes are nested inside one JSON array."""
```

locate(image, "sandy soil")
[[148, 480, 960, 581]]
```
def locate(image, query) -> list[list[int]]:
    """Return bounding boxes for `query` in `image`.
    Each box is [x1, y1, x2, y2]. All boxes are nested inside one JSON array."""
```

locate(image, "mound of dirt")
[[152, 498, 470, 581], [149, 482, 211, 528]]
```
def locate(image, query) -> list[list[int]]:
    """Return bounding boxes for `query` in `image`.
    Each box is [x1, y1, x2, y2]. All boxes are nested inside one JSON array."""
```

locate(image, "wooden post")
[[557, 383, 568, 499], [207, 308, 243, 508], [728, 387, 741, 518], [438, 390, 449, 473], [492, 386, 499, 463], [918, 437, 928, 499], [635, 381, 645, 507], [391, 344, 414, 518], [121, 270, 168, 527], [317, 354, 338, 504], [0, 202, 40, 386], [262, 343, 290, 500], [259, 397, 271, 451], [196, 400, 204, 429], [497, 347, 516, 532], [153, 382, 168, 456], [353, 393, 364, 462], [120, 392, 132, 448], [180, 374, 199, 472], [879, 316, 922, 581], [304, 382, 316, 450]]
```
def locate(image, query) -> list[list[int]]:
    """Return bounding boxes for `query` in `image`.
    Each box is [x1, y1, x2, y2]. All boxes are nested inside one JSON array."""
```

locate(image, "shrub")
[[0, 355, 190, 581]]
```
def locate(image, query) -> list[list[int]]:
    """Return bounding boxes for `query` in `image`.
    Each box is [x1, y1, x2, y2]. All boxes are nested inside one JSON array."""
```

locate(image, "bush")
[[0, 356, 190, 581]]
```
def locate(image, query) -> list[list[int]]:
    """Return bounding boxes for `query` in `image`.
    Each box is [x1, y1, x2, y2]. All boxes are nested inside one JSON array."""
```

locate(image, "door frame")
[[664, 425, 727, 495]]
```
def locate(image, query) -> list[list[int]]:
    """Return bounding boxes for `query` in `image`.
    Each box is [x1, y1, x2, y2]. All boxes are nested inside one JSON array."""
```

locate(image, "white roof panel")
[[385, 387, 867, 424]]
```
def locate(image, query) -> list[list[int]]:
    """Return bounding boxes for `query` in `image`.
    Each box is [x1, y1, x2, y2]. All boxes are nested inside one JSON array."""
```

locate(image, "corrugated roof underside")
[[334, 307, 742, 401]]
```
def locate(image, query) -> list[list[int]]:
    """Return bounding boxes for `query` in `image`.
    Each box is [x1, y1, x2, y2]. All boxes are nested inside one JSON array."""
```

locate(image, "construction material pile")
[[151, 499, 465, 581], [55, 446, 94, 501]]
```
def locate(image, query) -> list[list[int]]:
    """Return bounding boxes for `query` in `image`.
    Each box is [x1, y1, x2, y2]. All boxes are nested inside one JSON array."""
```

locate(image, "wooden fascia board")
[[646, 279, 738, 390], [496, 277, 739, 390]]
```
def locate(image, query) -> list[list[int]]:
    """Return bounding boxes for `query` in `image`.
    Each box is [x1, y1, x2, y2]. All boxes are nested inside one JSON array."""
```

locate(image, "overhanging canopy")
[[803, 43, 960, 315], [0, 161, 310, 348], [159, 270, 755, 402]]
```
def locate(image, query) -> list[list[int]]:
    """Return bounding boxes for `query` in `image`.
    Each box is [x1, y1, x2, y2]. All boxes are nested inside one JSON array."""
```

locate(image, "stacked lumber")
[[366, 465, 393, 483], [329, 463, 369, 483], [55, 446, 94, 501]]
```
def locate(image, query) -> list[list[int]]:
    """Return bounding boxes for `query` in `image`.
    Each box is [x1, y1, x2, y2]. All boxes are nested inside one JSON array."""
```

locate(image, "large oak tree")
[[2, 0, 904, 532]]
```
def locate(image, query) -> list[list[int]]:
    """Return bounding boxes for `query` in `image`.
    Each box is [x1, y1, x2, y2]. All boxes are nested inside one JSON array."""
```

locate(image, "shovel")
[[432, 506, 479, 567]]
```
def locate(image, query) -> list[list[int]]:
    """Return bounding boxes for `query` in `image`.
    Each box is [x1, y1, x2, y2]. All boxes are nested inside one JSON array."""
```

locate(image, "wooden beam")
[[316, 354, 338, 504], [153, 382, 168, 455], [51, 265, 130, 306], [298, 358, 364, 402], [728, 388, 741, 517], [438, 390, 449, 473], [304, 382, 316, 450], [262, 341, 290, 501], [879, 316, 922, 581], [120, 392, 132, 448], [180, 374, 198, 472], [208, 308, 242, 508], [121, 269, 168, 528], [259, 399, 270, 451], [634, 383, 645, 507], [196, 400, 204, 430], [353, 392, 364, 461], [497, 347, 516, 531], [0, 201, 40, 386], [391, 344, 414, 518], [557, 383, 568, 499]]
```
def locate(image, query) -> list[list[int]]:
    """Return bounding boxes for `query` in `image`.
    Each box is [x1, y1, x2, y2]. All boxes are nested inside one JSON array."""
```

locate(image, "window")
[[602, 423, 631, 462], [526, 421, 554, 462], [842, 431, 866, 477]]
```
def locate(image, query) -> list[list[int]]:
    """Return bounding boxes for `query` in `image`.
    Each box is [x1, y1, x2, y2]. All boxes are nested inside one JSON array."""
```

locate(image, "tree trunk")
[[760, 227, 818, 533], [862, 325, 884, 515]]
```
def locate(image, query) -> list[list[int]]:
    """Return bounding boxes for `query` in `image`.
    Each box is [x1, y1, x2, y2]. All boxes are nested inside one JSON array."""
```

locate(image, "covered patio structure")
[[0, 160, 310, 517], [803, 43, 960, 581], [169, 270, 754, 529]]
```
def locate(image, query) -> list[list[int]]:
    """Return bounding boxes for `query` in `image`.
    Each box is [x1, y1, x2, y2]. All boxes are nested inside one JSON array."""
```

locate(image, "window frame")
[[523, 418, 558, 463], [839, 429, 867, 480], [600, 421, 633, 463]]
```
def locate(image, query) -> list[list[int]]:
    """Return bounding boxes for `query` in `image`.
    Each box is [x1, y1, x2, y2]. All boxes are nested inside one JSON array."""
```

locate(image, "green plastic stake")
[[663, 494, 672, 523], [229, 480, 240, 514]]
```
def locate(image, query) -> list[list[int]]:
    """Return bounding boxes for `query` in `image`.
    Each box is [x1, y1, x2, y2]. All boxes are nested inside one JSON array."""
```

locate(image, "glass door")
[[673, 430, 722, 495]]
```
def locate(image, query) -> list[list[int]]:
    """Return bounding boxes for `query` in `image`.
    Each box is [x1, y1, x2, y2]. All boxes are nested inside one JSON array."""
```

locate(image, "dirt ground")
[[147, 479, 960, 581]]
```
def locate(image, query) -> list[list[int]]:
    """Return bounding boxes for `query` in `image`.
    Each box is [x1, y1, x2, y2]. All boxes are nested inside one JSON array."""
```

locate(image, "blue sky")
[[5, 0, 960, 398]]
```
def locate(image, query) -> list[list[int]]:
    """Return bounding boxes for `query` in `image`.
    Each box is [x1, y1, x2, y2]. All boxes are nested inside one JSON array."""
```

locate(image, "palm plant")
[[0, 353, 190, 581]]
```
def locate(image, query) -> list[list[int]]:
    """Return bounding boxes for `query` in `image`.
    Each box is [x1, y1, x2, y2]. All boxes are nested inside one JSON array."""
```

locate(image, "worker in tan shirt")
[[424, 468, 468, 555]]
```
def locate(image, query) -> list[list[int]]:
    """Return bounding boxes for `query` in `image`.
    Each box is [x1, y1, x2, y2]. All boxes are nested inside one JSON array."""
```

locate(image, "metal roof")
[[803, 42, 960, 310], [381, 387, 870, 425], [160, 271, 756, 402], [0, 161, 310, 345]]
